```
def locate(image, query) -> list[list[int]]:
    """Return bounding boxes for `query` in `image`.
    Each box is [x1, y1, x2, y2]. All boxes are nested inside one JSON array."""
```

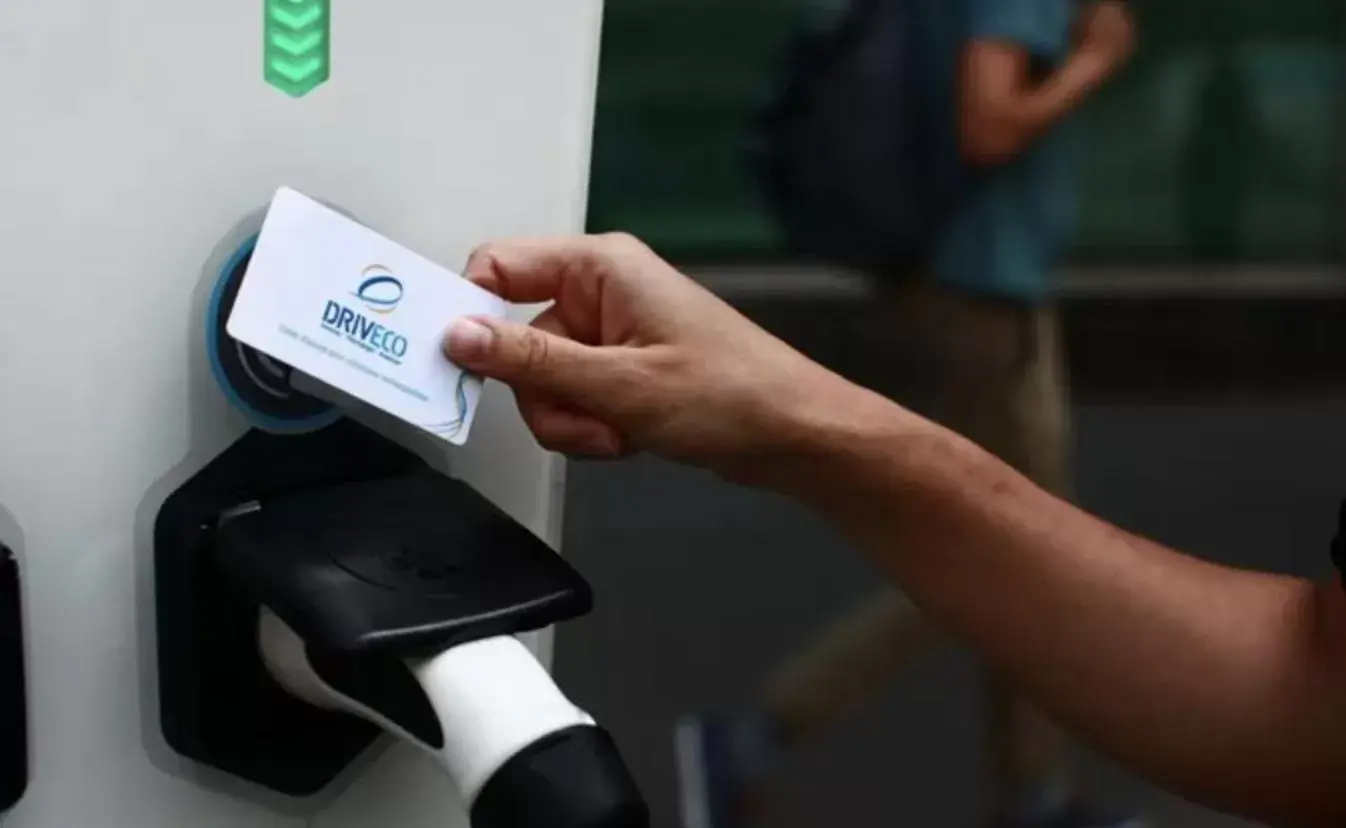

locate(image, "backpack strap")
[[819, 0, 887, 65], [765, 0, 889, 123]]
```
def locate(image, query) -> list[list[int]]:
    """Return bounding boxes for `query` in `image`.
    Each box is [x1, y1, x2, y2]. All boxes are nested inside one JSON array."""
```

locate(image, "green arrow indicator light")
[[264, 0, 331, 98]]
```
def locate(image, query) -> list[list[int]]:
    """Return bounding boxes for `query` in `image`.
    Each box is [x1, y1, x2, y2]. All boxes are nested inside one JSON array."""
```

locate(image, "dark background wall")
[[554, 293, 1346, 828], [586, 0, 1345, 265], [563, 2, 1346, 825]]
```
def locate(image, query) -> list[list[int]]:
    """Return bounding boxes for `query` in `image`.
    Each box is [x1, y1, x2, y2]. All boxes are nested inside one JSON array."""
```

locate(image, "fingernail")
[[446, 317, 494, 363]]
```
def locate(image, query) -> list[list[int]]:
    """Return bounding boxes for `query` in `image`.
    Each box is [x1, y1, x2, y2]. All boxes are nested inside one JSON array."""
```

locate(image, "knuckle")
[[600, 231, 648, 258], [519, 328, 552, 373], [599, 230, 637, 246], [466, 241, 498, 269], [534, 431, 571, 455], [464, 243, 504, 286], [524, 414, 580, 457], [609, 360, 665, 418], [523, 414, 563, 454]]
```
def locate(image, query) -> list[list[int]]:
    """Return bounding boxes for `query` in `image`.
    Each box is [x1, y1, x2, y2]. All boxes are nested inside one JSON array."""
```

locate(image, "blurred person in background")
[[1178, 6, 1252, 264], [445, 231, 1346, 828], [675, 1, 1140, 826]]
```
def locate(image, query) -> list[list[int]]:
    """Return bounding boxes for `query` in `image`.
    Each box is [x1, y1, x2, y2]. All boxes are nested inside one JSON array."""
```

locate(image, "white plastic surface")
[[0, 1, 603, 825], [260, 612, 594, 806], [411, 636, 596, 802]]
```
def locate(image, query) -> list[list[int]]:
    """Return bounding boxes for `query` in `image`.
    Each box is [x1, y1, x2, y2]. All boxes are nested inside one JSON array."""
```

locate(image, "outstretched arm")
[[444, 234, 1346, 827], [776, 392, 1346, 827]]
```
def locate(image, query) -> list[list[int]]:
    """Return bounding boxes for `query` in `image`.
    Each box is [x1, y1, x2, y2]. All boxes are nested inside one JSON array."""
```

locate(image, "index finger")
[[463, 235, 612, 304]]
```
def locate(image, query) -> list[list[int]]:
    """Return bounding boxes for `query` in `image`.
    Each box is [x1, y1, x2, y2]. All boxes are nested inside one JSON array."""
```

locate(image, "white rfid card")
[[226, 187, 507, 445]]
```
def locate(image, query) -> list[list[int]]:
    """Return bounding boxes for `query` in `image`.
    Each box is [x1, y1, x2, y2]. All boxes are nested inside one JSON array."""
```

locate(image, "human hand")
[[443, 234, 857, 482], [1076, 1, 1136, 75]]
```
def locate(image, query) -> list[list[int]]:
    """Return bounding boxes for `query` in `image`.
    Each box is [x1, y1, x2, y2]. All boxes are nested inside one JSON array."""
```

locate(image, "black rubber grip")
[[0, 548, 26, 810], [471, 725, 649, 828]]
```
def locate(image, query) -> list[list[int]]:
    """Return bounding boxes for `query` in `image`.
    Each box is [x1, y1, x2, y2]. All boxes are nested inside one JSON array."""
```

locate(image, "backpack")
[[753, 0, 947, 272]]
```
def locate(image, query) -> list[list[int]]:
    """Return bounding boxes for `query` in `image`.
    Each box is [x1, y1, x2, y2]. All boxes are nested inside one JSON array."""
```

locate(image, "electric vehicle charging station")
[[0, 2, 628, 826]]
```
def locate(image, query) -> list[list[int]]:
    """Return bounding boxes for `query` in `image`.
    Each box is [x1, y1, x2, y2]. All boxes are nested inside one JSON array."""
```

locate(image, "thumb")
[[444, 316, 613, 401]]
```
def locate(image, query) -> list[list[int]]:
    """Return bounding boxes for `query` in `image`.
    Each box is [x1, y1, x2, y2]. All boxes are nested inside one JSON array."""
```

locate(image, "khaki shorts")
[[852, 277, 1071, 495], [763, 279, 1073, 741]]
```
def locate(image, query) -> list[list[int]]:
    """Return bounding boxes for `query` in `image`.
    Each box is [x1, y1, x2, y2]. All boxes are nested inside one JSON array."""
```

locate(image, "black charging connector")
[[0, 544, 26, 810]]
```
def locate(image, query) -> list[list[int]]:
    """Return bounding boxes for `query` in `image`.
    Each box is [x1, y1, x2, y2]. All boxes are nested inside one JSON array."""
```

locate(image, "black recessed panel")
[[0, 546, 25, 810], [213, 473, 592, 657], [155, 420, 423, 796]]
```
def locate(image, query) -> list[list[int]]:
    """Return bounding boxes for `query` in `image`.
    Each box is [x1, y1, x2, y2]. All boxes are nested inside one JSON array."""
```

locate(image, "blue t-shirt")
[[913, 0, 1076, 302]]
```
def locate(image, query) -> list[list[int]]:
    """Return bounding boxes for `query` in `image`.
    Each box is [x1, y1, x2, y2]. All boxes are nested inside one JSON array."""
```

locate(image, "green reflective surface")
[[587, 0, 1345, 265]]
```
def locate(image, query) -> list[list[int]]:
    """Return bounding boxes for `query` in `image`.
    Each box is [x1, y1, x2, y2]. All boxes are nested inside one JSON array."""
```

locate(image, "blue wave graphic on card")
[[226, 187, 508, 445]]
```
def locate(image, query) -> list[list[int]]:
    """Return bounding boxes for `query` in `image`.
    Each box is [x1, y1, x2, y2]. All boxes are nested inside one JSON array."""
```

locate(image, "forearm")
[[962, 49, 1113, 165], [777, 389, 1346, 826]]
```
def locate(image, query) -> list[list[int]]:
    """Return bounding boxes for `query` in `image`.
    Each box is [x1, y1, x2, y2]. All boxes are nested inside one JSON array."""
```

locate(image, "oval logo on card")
[[354, 266, 403, 315]]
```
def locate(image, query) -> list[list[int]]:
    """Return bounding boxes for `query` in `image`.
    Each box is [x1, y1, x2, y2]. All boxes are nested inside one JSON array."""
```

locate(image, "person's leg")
[[932, 299, 1142, 826], [966, 305, 1076, 821], [676, 591, 936, 828], [674, 278, 948, 828], [763, 590, 941, 744], [897, 288, 1071, 814], [756, 276, 956, 745], [675, 592, 941, 828]]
